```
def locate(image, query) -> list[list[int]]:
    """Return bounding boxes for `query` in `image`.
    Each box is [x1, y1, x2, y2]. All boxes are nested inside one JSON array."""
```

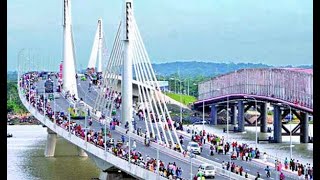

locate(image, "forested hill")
[[152, 61, 312, 78], [7, 61, 312, 79]]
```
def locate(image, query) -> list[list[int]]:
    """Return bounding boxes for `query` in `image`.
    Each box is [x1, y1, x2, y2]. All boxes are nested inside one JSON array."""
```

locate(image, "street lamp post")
[[226, 96, 229, 145], [190, 154, 193, 180], [156, 147, 160, 180], [43, 90, 46, 121], [175, 78, 177, 94], [128, 133, 131, 163], [68, 102, 71, 133], [104, 112, 107, 152], [53, 81, 56, 124], [187, 79, 190, 96], [180, 79, 182, 123], [244, 96, 258, 149], [202, 101, 205, 134]]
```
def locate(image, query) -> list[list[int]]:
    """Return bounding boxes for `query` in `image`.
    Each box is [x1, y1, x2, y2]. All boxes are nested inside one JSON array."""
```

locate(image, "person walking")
[[132, 140, 137, 150], [239, 166, 243, 176], [255, 172, 261, 180], [263, 152, 268, 162], [284, 157, 289, 169], [226, 162, 230, 171], [245, 172, 248, 178], [280, 172, 285, 180]]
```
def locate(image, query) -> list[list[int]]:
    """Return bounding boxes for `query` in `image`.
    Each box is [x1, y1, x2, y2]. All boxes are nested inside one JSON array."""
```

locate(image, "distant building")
[[158, 81, 169, 92], [147, 81, 169, 92]]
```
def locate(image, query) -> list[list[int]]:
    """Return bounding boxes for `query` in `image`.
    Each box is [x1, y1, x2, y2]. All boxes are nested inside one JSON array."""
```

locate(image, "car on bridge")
[[198, 163, 216, 179], [187, 142, 201, 154]]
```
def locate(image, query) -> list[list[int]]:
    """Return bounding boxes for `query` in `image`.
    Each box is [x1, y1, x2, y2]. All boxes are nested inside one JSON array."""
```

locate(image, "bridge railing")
[[17, 79, 173, 180], [199, 84, 313, 110], [19, 72, 260, 180]]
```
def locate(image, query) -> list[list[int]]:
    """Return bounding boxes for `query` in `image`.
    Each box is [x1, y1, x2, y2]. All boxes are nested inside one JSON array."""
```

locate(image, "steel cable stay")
[[132, 34, 162, 143], [131, 23, 169, 147], [132, 18, 182, 150]]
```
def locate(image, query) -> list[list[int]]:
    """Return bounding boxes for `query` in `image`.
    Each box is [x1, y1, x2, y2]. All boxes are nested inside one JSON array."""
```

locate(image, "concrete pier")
[[237, 101, 245, 132], [260, 103, 268, 133], [273, 105, 282, 143], [300, 112, 309, 143], [44, 128, 57, 157], [210, 105, 217, 125], [77, 147, 88, 157], [99, 169, 136, 180], [230, 105, 237, 125]]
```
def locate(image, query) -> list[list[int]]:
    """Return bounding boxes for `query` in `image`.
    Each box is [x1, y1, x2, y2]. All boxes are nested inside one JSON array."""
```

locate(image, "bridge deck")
[[30, 78, 230, 180], [21, 75, 300, 180], [75, 80, 299, 180]]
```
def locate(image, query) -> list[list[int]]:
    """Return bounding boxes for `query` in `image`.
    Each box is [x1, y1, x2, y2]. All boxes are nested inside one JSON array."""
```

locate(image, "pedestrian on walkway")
[[263, 152, 267, 162], [245, 172, 248, 178], [132, 140, 137, 150], [290, 159, 294, 171], [255, 172, 261, 180], [245, 151, 249, 161], [231, 162, 235, 173], [280, 172, 285, 180], [240, 166, 243, 176], [284, 157, 288, 169], [221, 161, 226, 169]]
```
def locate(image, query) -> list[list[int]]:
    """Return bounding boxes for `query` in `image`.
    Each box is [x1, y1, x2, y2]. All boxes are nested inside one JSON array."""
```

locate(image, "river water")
[[7, 125, 100, 180], [7, 124, 313, 179]]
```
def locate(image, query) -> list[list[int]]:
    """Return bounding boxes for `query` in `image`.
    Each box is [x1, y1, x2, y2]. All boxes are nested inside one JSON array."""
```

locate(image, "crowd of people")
[[20, 71, 313, 180], [186, 125, 314, 179], [19, 72, 187, 180]]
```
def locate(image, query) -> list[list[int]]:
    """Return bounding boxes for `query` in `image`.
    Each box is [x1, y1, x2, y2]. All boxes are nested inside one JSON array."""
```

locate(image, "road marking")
[[215, 158, 219, 160], [246, 169, 250, 172]]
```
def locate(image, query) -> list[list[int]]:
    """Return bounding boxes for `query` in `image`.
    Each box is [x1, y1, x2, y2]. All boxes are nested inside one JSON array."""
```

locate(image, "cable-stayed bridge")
[[16, 0, 309, 179]]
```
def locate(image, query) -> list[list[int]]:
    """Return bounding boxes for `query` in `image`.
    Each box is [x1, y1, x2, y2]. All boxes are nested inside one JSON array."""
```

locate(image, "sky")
[[7, 0, 313, 71]]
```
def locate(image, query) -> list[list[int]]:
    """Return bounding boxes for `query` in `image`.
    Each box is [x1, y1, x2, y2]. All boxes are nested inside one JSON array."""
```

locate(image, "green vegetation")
[[157, 74, 210, 97], [165, 92, 197, 105], [7, 81, 27, 114]]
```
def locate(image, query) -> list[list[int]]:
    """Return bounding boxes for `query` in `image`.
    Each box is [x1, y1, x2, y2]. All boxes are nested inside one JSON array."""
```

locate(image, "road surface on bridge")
[[75, 78, 298, 180], [36, 77, 298, 179], [37, 80, 228, 180]]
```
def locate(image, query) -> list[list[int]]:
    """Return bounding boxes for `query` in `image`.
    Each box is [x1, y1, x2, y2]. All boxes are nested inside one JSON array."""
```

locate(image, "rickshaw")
[[231, 151, 237, 160]]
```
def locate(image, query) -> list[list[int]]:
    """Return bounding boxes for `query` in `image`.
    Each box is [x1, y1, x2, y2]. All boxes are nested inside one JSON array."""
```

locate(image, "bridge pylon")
[[88, 18, 106, 73], [121, 0, 134, 132], [62, 0, 78, 98], [93, 0, 183, 150]]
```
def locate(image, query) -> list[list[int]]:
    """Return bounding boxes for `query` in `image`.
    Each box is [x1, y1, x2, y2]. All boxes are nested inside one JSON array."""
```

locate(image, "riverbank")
[[7, 113, 41, 125]]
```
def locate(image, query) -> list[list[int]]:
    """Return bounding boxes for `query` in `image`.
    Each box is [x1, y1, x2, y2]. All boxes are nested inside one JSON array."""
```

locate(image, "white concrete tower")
[[121, 0, 134, 131], [88, 18, 104, 72], [62, 0, 78, 97]]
